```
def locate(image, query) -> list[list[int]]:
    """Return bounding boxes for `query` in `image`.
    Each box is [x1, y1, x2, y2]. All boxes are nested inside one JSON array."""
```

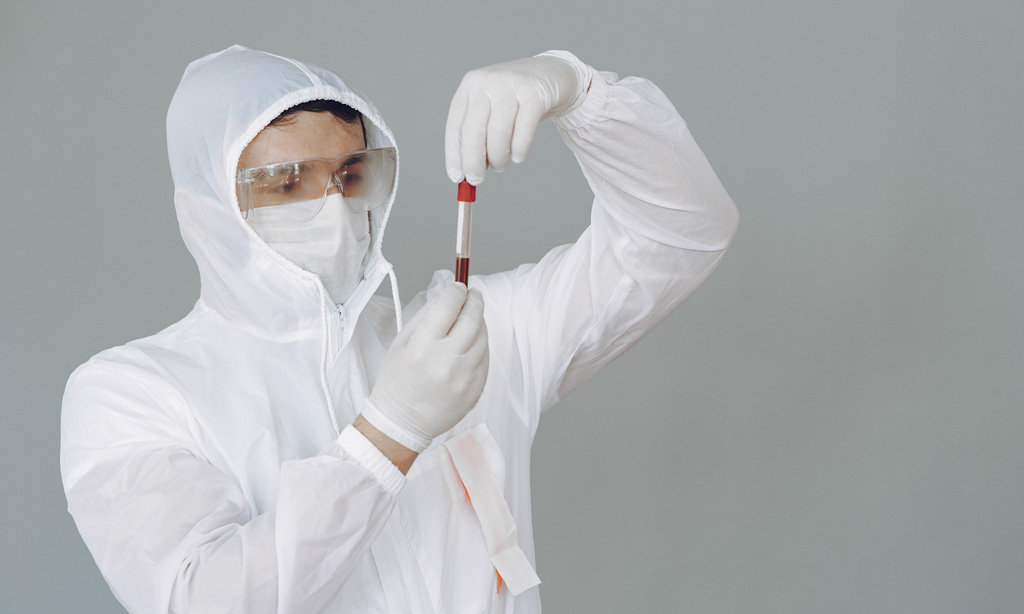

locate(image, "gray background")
[[2, 0, 1022, 611]]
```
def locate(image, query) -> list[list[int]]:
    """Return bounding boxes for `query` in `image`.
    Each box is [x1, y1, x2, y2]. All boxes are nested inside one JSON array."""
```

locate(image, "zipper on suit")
[[334, 304, 346, 358]]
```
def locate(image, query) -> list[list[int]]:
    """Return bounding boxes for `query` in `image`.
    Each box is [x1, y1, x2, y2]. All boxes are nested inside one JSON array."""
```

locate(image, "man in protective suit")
[[60, 45, 739, 612]]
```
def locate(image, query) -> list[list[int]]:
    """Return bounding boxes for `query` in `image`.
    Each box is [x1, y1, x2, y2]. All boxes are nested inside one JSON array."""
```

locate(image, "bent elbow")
[[721, 197, 740, 249]]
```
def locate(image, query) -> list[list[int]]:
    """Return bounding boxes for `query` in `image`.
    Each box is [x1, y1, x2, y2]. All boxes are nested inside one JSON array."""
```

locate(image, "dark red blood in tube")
[[455, 257, 470, 284]]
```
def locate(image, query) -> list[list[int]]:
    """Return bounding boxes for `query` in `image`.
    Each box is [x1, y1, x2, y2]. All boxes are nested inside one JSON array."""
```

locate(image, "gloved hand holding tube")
[[445, 51, 592, 185], [444, 51, 592, 292], [361, 283, 489, 453], [362, 50, 589, 458]]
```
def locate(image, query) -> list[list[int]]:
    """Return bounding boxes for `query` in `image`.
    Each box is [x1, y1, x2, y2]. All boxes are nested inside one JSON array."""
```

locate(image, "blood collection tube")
[[455, 180, 475, 284]]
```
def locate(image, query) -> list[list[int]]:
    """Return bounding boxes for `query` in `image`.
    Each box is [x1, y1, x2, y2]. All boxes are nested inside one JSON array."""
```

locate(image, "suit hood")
[[166, 45, 401, 340]]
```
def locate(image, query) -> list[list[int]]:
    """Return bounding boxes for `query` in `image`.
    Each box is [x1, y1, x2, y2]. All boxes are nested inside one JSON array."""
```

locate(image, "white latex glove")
[[361, 283, 489, 453], [445, 50, 592, 186]]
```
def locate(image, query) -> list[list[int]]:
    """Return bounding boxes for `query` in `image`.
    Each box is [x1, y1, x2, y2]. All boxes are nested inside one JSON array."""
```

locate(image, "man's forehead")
[[240, 112, 365, 170]]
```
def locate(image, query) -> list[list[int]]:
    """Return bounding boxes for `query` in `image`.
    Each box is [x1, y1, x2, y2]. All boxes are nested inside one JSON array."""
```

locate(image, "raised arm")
[[445, 51, 740, 426]]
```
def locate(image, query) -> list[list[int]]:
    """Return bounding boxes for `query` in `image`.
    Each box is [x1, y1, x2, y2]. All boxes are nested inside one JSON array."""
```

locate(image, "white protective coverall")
[[60, 45, 739, 613]]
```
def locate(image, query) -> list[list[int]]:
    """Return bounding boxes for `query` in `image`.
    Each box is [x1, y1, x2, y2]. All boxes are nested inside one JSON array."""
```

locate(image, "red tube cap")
[[458, 180, 476, 202]]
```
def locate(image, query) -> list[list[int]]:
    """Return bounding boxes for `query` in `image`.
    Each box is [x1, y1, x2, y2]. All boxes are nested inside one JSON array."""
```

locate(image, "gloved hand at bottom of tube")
[[361, 283, 489, 453]]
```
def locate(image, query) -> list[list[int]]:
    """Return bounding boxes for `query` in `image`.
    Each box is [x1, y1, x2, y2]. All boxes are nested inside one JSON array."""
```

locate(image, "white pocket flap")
[[443, 425, 541, 596]]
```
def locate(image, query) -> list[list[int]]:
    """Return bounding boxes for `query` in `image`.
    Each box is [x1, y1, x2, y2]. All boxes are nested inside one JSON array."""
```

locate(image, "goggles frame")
[[236, 147, 397, 219]]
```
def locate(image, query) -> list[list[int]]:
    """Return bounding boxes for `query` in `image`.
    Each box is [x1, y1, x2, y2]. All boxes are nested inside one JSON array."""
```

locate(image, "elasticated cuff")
[[552, 62, 614, 132], [337, 425, 406, 497]]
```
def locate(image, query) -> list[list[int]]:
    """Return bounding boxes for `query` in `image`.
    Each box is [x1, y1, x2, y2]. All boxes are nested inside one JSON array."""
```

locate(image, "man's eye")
[[276, 177, 301, 192], [338, 159, 365, 173]]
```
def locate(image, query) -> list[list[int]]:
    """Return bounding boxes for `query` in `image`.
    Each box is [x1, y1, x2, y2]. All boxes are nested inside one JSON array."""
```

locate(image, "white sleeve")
[[60, 356, 404, 614], [476, 60, 740, 428]]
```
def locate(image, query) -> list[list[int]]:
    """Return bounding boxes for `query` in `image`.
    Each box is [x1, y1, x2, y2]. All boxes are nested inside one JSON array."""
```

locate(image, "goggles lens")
[[236, 147, 397, 223]]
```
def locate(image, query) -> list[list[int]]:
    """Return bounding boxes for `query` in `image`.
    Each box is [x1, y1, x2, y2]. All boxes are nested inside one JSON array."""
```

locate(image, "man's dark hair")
[[270, 100, 367, 147]]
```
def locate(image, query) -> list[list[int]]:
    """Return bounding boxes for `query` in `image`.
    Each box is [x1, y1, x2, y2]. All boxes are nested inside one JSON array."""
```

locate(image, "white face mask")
[[246, 193, 371, 305]]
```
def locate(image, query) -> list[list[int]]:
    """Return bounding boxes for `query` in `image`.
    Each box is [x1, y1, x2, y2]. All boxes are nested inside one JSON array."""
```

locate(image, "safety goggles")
[[236, 147, 397, 223]]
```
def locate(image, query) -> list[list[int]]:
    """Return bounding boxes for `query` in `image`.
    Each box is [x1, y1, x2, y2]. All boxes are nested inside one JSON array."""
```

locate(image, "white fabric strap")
[[387, 265, 403, 332], [443, 427, 541, 595]]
